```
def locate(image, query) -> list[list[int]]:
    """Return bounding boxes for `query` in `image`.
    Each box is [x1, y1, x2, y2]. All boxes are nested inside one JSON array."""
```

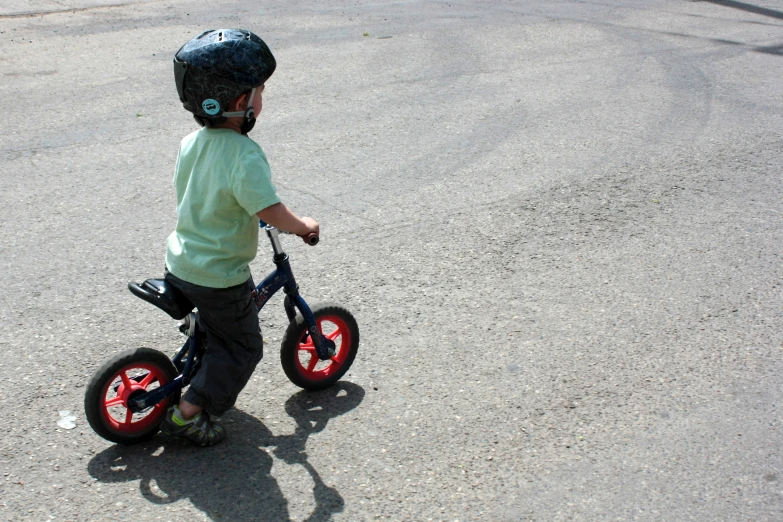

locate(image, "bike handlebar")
[[259, 220, 319, 246]]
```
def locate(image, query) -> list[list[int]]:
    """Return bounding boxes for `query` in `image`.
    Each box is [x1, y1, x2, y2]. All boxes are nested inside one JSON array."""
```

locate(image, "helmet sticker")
[[202, 99, 221, 116]]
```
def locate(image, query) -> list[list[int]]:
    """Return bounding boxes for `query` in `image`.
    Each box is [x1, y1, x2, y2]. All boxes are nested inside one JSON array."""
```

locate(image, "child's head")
[[174, 29, 275, 134]]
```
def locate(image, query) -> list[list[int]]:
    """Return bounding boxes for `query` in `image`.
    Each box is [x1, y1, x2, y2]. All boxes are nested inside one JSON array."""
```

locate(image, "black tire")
[[84, 347, 180, 445], [280, 303, 360, 390]]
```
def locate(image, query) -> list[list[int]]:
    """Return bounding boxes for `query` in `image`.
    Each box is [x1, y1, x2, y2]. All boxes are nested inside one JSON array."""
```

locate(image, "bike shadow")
[[87, 382, 365, 522]]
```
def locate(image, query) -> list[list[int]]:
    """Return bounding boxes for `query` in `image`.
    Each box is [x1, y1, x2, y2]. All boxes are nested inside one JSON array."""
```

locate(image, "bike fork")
[[284, 293, 335, 360]]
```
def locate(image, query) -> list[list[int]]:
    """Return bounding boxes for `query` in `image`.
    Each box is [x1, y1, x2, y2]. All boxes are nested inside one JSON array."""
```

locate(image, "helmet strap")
[[222, 87, 257, 135]]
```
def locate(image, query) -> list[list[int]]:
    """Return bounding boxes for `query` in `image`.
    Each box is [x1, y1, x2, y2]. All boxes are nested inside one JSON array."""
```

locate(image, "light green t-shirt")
[[165, 127, 280, 288]]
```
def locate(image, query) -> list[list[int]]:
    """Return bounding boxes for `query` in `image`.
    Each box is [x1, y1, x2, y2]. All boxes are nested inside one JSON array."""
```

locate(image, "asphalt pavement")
[[1, 0, 782, 520]]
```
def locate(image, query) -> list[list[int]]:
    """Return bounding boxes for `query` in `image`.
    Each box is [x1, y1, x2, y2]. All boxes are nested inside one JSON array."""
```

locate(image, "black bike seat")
[[128, 278, 194, 320]]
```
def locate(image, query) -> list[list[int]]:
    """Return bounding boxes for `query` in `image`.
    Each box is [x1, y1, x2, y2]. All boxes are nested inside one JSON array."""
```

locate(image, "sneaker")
[[160, 405, 226, 446]]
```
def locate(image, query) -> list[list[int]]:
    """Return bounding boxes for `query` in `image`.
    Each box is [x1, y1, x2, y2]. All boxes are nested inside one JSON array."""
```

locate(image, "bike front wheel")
[[280, 303, 360, 390], [84, 347, 180, 444]]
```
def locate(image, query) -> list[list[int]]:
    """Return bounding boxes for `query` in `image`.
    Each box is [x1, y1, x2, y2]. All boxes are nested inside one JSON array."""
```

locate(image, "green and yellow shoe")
[[160, 405, 226, 446]]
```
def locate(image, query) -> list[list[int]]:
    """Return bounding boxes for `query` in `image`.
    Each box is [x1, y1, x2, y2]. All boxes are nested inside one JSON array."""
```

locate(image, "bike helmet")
[[174, 29, 276, 132]]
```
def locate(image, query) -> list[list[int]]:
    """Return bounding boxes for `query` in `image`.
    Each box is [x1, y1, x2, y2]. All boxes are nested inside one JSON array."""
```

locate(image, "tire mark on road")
[[0, 2, 150, 19]]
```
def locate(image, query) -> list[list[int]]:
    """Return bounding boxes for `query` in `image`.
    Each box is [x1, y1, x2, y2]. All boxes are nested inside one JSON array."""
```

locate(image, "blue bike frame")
[[127, 221, 326, 413]]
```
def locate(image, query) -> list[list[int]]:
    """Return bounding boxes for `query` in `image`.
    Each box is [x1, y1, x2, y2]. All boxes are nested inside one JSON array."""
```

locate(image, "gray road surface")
[[1, 0, 782, 520]]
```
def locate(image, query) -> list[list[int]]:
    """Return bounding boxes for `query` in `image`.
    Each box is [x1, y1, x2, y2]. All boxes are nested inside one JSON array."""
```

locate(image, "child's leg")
[[165, 273, 264, 417], [178, 399, 203, 419]]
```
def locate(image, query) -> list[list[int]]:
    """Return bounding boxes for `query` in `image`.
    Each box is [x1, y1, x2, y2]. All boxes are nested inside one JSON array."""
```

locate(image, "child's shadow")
[[88, 382, 365, 522]]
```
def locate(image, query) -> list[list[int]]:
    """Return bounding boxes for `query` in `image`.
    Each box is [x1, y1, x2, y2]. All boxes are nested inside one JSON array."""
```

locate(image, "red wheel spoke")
[[105, 397, 124, 408], [139, 372, 155, 388], [326, 329, 341, 341], [119, 371, 132, 389], [300, 337, 316, 352], [123, 409, 134, 426], [307, 355, 319, 372]]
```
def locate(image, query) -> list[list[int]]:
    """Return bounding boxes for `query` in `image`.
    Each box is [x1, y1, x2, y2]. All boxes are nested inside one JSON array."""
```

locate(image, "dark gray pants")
[[165, 271, 264, 416]]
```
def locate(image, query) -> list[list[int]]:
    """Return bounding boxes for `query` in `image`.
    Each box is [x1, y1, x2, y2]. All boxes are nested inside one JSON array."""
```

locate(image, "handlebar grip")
[[303, 233, 319, 246]]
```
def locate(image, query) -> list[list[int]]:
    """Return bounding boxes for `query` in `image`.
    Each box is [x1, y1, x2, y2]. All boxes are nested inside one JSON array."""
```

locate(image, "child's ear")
[[228, 92, 248, 112]]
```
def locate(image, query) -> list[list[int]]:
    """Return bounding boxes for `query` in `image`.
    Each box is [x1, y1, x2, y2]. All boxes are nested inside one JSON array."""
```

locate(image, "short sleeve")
[[232, 148, 281, 215]]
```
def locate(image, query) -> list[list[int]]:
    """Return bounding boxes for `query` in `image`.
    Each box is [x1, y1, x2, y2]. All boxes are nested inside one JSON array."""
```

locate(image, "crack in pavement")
[[0, 1, 152, 19]]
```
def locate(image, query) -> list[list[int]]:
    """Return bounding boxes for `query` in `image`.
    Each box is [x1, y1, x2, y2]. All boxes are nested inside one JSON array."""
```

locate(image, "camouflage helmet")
[[173, 29, 276, 124]]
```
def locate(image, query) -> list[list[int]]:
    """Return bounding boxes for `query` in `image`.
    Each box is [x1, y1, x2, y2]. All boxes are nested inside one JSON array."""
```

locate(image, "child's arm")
[[257, 203, 319, 237]]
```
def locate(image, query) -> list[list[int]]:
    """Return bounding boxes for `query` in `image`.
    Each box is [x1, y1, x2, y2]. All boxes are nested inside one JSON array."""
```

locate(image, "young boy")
[[160, 29, 318, 446]]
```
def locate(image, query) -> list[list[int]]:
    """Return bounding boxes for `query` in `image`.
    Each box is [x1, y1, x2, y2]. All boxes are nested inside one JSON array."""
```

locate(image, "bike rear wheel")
[[84, 347, 180, 444]]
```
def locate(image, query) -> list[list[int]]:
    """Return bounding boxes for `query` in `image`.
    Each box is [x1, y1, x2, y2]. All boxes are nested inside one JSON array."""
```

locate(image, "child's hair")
[[173, 29, 275, 128]]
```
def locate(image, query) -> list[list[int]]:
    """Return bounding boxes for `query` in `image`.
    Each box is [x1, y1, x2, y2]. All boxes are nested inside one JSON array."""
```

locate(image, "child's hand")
[[299, 217, 319, 244]]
